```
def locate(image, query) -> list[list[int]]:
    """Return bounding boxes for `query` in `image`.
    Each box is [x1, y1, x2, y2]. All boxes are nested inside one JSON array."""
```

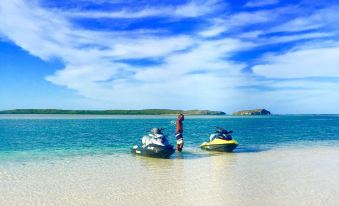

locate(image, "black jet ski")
[[200, 127, 239, 152], [132, 128, 175, 158], [132, 144, 175, 158]]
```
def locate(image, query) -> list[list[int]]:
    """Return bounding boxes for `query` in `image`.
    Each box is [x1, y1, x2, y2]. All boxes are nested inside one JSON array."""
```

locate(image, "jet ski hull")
[[132, 144, 175, 158], [200, 139, 238, 152]]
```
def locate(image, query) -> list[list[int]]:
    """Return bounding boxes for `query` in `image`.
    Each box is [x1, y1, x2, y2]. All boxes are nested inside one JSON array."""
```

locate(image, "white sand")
[[1, 147, 338, 206]]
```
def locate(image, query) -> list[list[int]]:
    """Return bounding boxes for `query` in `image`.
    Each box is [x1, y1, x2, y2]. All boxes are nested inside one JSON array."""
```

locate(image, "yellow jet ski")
[[200, 138, 238, 152], [200, 127, 238, 152]]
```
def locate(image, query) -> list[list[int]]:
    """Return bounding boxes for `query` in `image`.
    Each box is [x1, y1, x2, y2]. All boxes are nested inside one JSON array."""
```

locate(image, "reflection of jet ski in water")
[[132, 128, 175, 158], [200, 127, 238, 152]]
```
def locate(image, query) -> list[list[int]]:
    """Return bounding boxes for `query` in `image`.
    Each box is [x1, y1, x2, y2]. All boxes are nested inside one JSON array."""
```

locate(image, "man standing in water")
[[175, 113, 185, 152]]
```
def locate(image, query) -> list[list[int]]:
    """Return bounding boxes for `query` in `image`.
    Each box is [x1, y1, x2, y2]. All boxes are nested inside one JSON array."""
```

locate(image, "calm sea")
[[1, 114, 338, 162]]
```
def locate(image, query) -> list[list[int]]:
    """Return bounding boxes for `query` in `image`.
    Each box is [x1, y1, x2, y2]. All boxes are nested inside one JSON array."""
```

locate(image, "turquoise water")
[[1, 115, 339, 161]]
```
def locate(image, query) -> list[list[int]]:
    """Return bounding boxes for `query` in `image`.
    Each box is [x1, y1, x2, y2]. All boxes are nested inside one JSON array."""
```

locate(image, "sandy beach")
[[1, 145, 338, 206]]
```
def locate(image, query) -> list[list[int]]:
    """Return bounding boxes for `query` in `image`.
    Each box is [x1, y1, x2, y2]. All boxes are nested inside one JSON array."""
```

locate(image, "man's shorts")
[[176, 138, 183, 145]]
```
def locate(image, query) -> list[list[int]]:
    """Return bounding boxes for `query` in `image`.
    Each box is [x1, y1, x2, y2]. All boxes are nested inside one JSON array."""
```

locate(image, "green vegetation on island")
[[0, 109, 226, 115], [232, 109, 271, 115]]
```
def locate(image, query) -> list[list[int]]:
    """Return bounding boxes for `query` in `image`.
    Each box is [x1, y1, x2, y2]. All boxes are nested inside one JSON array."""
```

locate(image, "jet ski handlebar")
[[215, 127, 233, 134], [150, 127, 166, 135]]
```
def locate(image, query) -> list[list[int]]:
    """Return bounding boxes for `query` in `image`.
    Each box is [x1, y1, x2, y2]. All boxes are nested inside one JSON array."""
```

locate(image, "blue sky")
[[1, 0, 339, 113]]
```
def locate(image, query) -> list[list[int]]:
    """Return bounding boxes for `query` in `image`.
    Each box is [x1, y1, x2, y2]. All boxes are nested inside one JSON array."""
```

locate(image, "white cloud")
[[239, 30, 263, 39], [245, 0, 279, 8], [270, 18, 322, 33], [132, 38, 253, 83], [61, 0, 221, 19], [63, 8, 167, 19], [269, 7, 339, 33], [252, 47, 339, 78], [199, 10, 276, 37], [107, 36, 194, 59], [262, 32, 336, 44], [174, 0, 222, 17]]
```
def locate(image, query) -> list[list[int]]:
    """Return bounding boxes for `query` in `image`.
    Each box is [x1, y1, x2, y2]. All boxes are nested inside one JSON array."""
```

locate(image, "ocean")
[[0, 114, 338, 161], [1, 114, 338, 206]]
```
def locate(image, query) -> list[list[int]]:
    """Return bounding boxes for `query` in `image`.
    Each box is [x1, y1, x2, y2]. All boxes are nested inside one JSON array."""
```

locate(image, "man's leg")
[[177, 143, 184, 152]]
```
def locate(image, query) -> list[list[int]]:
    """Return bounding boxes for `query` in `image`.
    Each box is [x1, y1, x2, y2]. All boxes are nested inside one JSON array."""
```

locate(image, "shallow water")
[[1, 147, 338, 206], [0, 115, 338, 205]]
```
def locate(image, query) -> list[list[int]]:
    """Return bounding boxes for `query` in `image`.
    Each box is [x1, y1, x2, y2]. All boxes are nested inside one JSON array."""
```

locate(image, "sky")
[[0, 0, 339, 114]]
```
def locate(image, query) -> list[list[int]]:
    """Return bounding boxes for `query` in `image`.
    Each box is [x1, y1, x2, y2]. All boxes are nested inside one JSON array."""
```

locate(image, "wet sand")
[[1, 146, 338, 206]]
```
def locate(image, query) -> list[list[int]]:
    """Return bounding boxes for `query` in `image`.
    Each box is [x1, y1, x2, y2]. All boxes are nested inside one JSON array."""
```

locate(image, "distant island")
[[232, 109, 271, 115], [0, 109, 226, 115]]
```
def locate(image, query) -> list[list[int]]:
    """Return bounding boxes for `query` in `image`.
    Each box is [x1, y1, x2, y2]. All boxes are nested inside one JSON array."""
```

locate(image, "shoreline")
[[0, 114, 272, 119], [0, 109, 226, 116], [2, 113, 339, 118], [1, 140, 339, 163]]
